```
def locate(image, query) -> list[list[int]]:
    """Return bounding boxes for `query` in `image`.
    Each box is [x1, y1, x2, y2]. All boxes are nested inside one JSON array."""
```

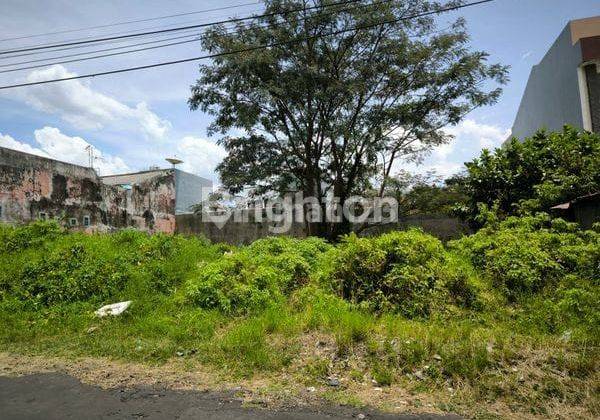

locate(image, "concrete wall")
[[511, 25, 584, 140], [360, 215, 471, 242], [175, 212, 469, 244], [175, 210, 306, 245], [102, 168, 213, 216], [0, 147, 176, 233], [120, 172, 177, 233], [100, 169, 177, 232], [174, 169, 212, 215], [0, 147, 115, 228]]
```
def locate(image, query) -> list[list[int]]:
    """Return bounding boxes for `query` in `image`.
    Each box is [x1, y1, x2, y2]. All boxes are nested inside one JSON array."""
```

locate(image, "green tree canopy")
[[454, 126, 600, 224], [382, 170, 467, 216], [189, 0, 508, 239]]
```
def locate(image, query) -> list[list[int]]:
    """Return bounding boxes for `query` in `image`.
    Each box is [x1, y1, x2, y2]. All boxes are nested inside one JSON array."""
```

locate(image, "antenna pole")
[[85, 145, 94, 169]]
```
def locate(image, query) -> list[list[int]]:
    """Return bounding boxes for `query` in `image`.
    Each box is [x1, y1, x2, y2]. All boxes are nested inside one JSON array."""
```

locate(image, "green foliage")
[[0, 220, 63, 253], [456, 127, 600, 224], [17, 241, 131, 306], [190, 0, 506, 239], [450, 214, 599, 298], [213, 315, 290, 373], [320, 230, 478, 317], [450, 214, 600, 342], [383, 170, 468, 216], [1, 225, 220, 306], [0, 220, 599, 415], [371, 362, 394, 386], [185, 236, 331, 314]]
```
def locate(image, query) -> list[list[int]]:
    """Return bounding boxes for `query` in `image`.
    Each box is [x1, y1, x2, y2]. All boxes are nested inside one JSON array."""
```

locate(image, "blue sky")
[[0, 0, 598, 182]]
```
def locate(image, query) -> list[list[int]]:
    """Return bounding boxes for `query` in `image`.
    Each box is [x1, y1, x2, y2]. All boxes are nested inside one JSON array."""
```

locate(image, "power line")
[[0, 37, 203, 74], [0, 8, 266, 59], [0, 1, 262, 43], [0, 0, 495, 91], [0, 0, 364, 55], [0, 33, 202, 68], [0, 0, 395, 74], [0, 28, 205, 61]]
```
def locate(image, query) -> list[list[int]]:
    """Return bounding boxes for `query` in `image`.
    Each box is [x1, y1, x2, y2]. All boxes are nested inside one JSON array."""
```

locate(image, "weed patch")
[[0, 220, 598, 417]]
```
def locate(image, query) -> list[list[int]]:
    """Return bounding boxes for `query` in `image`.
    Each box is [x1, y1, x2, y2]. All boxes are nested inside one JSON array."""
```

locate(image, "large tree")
[[189, 0, 508, 239]]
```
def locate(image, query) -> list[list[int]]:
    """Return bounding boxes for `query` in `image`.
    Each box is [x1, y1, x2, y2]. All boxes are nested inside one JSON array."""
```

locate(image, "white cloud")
[[400, 159, 465, 180], [0, 132, 50, 157], [11, 65, 170, 139], [0, 127, 130, 176], [176, 136, 227, 181], [443, 119, 511, 152], [1, 128, 227, 180], [521, 51, 533, 60], [393, 119, 510, 179]]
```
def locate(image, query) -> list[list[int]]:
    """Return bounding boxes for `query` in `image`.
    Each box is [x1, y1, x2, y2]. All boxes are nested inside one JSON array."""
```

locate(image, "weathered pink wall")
[[0, 147, 176, 234]]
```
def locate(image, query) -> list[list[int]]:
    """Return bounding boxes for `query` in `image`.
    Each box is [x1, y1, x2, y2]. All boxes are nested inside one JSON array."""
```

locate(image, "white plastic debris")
[[95, 301, 132, 317]]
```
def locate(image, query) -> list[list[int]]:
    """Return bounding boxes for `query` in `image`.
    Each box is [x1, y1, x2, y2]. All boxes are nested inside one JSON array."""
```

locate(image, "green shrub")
[[0, 221, 63, 253], [450, 214, 600, 301], [455, 127, 600, 224], [1, 225, 219, 306], [321, 230, 475, 317], [185, 236, 331, 313], [16, 241, 131, 306], [556, 284, 600, 342]]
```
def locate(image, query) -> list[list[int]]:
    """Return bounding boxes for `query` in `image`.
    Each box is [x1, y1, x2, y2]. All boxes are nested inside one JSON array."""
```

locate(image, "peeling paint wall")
[[0, 147, 176, 233], [0, 147, 111, 229], [116, 172, 176, 233], [100, 170, 176, 233]]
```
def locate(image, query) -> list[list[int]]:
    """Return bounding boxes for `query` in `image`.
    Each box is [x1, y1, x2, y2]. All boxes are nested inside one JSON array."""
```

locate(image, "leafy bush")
[[1, 226, 219, 306], [320, 230, 478, 317], [450, 214, 600, 301], [16, 241, 131, 306], [0, 221, 63, 253], [454, 126, 600, 224], [185, 236, 331, 313]]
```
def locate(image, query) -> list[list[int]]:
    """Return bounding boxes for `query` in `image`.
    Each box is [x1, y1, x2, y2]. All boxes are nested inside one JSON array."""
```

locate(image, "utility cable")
[[0, 0, 495, 90]]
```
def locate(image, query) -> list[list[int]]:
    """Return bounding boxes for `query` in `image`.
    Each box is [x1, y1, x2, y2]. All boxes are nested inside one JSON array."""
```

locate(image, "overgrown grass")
[[0, 218, 598, 417]]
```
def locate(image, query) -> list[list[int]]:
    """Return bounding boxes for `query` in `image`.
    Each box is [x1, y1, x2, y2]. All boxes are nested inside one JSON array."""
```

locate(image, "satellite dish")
[[165, 157, 183, 168]]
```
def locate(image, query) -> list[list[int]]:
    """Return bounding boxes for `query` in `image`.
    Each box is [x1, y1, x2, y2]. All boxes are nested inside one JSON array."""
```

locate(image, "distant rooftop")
[[99, 168, 170, 179]]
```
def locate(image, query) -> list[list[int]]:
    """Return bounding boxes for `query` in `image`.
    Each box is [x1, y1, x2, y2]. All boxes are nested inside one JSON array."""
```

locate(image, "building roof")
[[0, 145, 94, 172], [551, 192, 600, 210], [99, 168, 171, 179]]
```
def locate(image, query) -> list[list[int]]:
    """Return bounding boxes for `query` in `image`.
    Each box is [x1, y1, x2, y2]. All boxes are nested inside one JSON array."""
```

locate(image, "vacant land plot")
[[0, 217, 598, 418]]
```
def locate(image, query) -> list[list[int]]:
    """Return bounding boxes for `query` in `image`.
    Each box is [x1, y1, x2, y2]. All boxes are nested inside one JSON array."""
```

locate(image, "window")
[[39, 212, 47, 220], [83, 215, 91, 227], [69, 218, 77, 227]]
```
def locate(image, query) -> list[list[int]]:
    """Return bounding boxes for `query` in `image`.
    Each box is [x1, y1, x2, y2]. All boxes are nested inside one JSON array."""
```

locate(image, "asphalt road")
[[0, 373, 462, 420]]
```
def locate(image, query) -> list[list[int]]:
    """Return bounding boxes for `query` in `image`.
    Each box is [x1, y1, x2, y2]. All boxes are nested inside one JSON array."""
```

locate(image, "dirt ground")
[[1, 351, 592, 419], [0, 352, 463, 420], [0, 352, 463, 418]]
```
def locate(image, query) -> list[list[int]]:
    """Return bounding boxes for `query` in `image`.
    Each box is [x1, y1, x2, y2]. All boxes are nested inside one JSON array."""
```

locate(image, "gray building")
[[511, 16, 600, 140]]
